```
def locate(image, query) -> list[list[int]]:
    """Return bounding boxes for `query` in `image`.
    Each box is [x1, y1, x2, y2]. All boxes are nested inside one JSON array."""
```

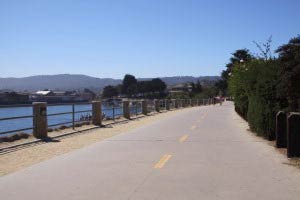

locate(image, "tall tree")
[[137, 81, 151, 97], [150, 78, 166, 93], [83, 88, 96, 99], [275, 36, 300, 111], [102, 85, 119, 98], [225, 49, 253, 78], [121, 74, 137, 97], [194, 80, 203, 93], [216, 49, 253, 95]]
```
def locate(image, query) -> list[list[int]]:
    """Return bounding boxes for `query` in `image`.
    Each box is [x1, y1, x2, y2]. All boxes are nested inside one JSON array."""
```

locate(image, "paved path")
[[1, 102, 300, 200]]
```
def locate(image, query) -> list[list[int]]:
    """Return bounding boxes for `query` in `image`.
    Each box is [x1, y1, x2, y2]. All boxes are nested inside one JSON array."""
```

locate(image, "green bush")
[[0, 132, 29, 143], [229, 59, 279, 139], [227, 36, 299, 139]]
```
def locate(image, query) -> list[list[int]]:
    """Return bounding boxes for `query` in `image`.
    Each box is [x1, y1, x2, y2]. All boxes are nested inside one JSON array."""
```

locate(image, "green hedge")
[[229, 59, 279, 139], [227, 36, 300, 139]]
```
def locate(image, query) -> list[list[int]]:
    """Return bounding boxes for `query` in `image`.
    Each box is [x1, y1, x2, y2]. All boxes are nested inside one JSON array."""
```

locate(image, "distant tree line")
[[216, 35, 300, 139], [167, 80, 219, 100], [102, 74, 167, 99]]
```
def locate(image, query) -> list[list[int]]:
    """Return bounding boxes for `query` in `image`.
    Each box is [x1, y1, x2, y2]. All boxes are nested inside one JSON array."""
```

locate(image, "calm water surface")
[[0, 104, 141, 136]]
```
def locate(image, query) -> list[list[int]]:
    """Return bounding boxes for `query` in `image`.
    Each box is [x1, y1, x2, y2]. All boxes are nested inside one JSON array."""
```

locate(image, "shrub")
[[229, 59, 279, 139], [227, 36, 299, 139], [59, 125, 68, 130], [0, 132, 29, 143], [74, 123, 82, 127], [19, 132, 29, 139]]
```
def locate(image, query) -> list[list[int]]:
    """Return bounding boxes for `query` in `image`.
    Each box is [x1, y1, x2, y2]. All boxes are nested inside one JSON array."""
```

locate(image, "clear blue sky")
[[1, 0, 299, 78]]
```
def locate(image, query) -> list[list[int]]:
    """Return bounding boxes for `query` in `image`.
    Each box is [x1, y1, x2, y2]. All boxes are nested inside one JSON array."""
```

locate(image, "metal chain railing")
[[0, 98, 213, 137]]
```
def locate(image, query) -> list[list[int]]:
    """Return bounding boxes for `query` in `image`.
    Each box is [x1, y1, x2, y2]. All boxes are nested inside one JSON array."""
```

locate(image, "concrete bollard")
[[142, 100, 148, 115], [92, 101, 102, 126], [154, 100, 160, 112], [172, 99, 176, 109], [287, 113, 300, 157], [276, 111, 287, 148], [33, 102, 48, 138], [174, 99, 179, 109], [166, 99, 170, 110], [182, 99, 185, 108], [123, 100, 130, 119]]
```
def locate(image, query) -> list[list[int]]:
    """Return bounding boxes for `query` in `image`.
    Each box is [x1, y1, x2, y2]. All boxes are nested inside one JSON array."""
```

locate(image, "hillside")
[[0, 74, 220, 92]]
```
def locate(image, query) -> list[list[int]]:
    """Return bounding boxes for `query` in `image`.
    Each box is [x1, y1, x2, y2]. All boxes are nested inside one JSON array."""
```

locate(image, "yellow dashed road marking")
[[154, 154, 172, 169], [198, 112, 208, 123], [179, 135, 189, 143]]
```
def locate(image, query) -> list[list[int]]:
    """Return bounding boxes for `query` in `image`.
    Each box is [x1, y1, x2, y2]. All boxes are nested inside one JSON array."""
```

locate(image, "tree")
[[194, 80, 203, 93], [275, 36, 300, 111], [137, 81, 151, 97], [150, 78, 166, 93], [121, 74, 137, 97], [189, 81, 203, 97], [225, 49, 253, 77], [137, 79, 167, 98], [217, 49, 253, 95], [126, 84, 138, 97], [102, 85, 119, 98], [253, 36, 273, 60], [214, 79, 227, 96], [229, 49, 252, 65], [83, 88, 96, 99]]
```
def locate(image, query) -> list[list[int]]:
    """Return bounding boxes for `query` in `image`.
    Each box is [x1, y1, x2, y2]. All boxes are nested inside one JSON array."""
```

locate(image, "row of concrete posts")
[[276, 111, 300, 158], [32, 99, 213, 139]]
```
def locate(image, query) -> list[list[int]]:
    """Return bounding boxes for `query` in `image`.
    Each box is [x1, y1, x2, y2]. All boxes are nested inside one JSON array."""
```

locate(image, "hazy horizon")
[[0, 73, 220, 80]]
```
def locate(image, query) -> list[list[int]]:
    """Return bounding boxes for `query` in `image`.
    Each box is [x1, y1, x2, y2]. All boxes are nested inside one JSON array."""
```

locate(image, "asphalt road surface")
[[1, 102, 300, 200]]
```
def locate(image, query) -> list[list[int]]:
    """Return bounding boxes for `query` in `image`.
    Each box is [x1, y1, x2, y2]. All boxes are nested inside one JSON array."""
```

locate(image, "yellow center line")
[[154, 154, 172, 169], [179, 135, 189, 143], [198, 112, 208, 123]]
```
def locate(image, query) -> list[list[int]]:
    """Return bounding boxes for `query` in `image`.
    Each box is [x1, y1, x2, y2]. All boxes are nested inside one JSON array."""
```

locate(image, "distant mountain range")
[[0, 74, 220, 92]]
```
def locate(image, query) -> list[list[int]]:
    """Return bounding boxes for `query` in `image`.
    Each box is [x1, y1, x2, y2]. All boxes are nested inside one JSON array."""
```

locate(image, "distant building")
[[167, 83, 193, 94], [0, 92, 29, 105], [35, 90, 53, 96], [29, 89, 96, 103]]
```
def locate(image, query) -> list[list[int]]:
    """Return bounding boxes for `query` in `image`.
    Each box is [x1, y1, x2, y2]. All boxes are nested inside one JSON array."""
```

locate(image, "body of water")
[[0, 103, 141, 136]]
